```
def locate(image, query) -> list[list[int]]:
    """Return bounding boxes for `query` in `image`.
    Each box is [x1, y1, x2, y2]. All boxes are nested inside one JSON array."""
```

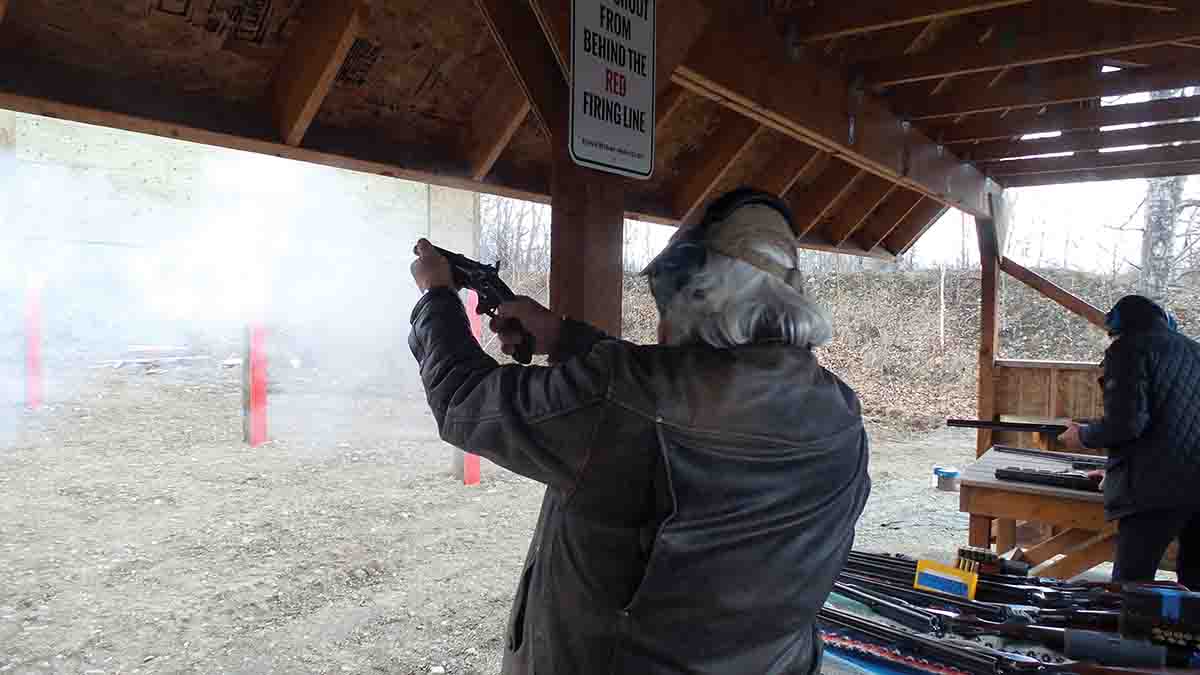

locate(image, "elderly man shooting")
[[408, 189, 871, 674], [1059, 295, 1200, 588]]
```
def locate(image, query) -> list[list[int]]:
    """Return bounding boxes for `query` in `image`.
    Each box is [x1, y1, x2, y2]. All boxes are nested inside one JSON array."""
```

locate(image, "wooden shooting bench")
[[961, 447, 1113, 580]]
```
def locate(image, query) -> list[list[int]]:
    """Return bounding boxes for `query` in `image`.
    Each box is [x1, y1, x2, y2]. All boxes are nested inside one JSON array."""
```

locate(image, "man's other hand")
[[411, 239, 455, 292], [491, 297, 561, 358], [1059, 422, 1085, 451], [1087, 469, 1106, 489]]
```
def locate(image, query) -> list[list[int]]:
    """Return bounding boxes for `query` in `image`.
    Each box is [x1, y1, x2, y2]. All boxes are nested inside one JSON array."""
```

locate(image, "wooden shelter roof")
[[2, 1, 1198, 260]]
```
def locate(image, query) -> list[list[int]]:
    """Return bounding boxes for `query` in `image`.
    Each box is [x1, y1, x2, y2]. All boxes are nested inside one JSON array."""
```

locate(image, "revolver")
[[432, 245, 536, 364]]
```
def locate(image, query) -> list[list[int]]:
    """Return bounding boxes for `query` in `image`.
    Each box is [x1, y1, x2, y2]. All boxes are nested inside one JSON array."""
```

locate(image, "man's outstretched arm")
[[408, 240, 614, 492]]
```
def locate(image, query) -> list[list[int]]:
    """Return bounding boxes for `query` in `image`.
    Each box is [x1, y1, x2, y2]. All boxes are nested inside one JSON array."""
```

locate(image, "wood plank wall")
[[992, 360, 1105, 453]]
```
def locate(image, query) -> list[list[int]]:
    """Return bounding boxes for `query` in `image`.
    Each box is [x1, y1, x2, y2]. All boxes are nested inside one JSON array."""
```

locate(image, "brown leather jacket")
[[410, 288, 871, 675]]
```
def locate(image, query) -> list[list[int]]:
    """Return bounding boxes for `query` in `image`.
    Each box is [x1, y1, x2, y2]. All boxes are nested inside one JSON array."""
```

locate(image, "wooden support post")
[[969, 514, 994, 548], [975, 193, 1005, 457], [995, 519, 1018, 555], [454, 291, 484, 486], [271, 0, 365, 146], [0, 0, 8, 25], [25, 280, 42, 411], [550, 150, 625, 336], [242, 325, 268, 447]]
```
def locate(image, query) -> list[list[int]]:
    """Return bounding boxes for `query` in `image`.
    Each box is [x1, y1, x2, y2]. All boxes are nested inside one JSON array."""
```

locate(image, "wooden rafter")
[[780, 1, 1031, 43], [655, 85, 689, 135], [1002, 158, 1200, 187], [854, 189, 925, 251], [824, 176, 896, 246], [1089, 0, 1178, 10], [969, 119, 1200, 162], [796, 234, 894, 260], [988, 141, 1200, 177], [999, 257, 1107, 328], [786, 163, 864, 237], [865, 9, 1200, 87], [884, 197, 949, 254], [673, 8, 999, 218], [466, 78, 530, 180], [905, 15, 963, 55], [271, 0, 364, 146], [673, 116, 763, 223], [897, 61, 1200, 120], [937, 95, 1200, 144], [474, 0, 565, 134], [754, 146, 829, 198]]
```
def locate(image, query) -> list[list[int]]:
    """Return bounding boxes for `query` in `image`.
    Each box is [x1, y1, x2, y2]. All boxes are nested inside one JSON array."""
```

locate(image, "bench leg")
[[969, 515, 994, 549]]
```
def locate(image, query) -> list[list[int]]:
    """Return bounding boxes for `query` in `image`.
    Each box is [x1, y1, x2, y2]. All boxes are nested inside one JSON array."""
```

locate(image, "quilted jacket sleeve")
[[1081, 337, 1151, 450], [409, 288, 613, 492]]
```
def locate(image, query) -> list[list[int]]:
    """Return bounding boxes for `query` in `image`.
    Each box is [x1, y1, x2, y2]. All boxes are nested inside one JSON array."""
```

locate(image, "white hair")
[[660, 242, 833, 349]]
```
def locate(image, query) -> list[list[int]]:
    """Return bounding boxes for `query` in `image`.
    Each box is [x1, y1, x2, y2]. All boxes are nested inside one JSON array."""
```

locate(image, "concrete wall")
[[0, 109, 479, 403]]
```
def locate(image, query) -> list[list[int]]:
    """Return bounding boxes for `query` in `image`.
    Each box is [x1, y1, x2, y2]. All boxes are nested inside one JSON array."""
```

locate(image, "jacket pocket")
[[507, 559, 536, 652]]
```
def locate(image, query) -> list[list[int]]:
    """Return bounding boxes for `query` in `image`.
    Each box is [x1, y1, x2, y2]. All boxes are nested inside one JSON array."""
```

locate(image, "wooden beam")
[[271, 0, 363, 146], [780, 1, 1032, 43], [883, 197, 949, 254], [938, 95, 1200, 144], [1089, 0, 1178, 10], [1022, 528, 1103, 566], [999, 257, 1110, 329], [854, 189, 925, 250], [550, 152, 625, 335], [753, 145, 828, 198], [864, 9, 1200, 87], [1001, 158, 1200, 186], [674, 116, 763, 223], [898, 61, 1200, 120], [1029, 530, 1116, 580], [961, 486, 1108, 531], [988, 141, 1200, 177], [824, 176, 897, 246], [786, 162, 864, 237], [674, 8, 1000, 218], [475, 0, 566, 133], [968, 119, 1200, 162], [797, 235, 896, 261], [466, 78, 530, 180], [976, 200, 1002, 457]]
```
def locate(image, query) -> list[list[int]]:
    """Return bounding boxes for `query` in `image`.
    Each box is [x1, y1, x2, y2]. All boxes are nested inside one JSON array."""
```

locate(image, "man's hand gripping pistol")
[[432, 246, 536, 365]]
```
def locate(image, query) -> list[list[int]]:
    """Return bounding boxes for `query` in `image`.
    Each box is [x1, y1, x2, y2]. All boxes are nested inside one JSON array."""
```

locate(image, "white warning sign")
[[570, 0, 656, 179]]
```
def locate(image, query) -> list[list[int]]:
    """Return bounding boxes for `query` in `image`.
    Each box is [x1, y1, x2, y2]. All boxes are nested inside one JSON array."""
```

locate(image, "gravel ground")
[[0, 363, 979, 674]]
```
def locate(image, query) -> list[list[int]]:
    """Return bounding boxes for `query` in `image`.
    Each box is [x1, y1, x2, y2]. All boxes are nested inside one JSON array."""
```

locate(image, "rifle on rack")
[[819, 604, 1197, 674], [845, 551, 1125, 609], [830, 582, 1193, 667], [837, 571, 1121, 632]]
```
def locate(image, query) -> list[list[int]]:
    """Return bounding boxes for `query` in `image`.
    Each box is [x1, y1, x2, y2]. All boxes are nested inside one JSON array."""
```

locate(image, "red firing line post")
[[453, 290, 482, 486], [243, 324, 268, 447], [25, 281, 42, 411]]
